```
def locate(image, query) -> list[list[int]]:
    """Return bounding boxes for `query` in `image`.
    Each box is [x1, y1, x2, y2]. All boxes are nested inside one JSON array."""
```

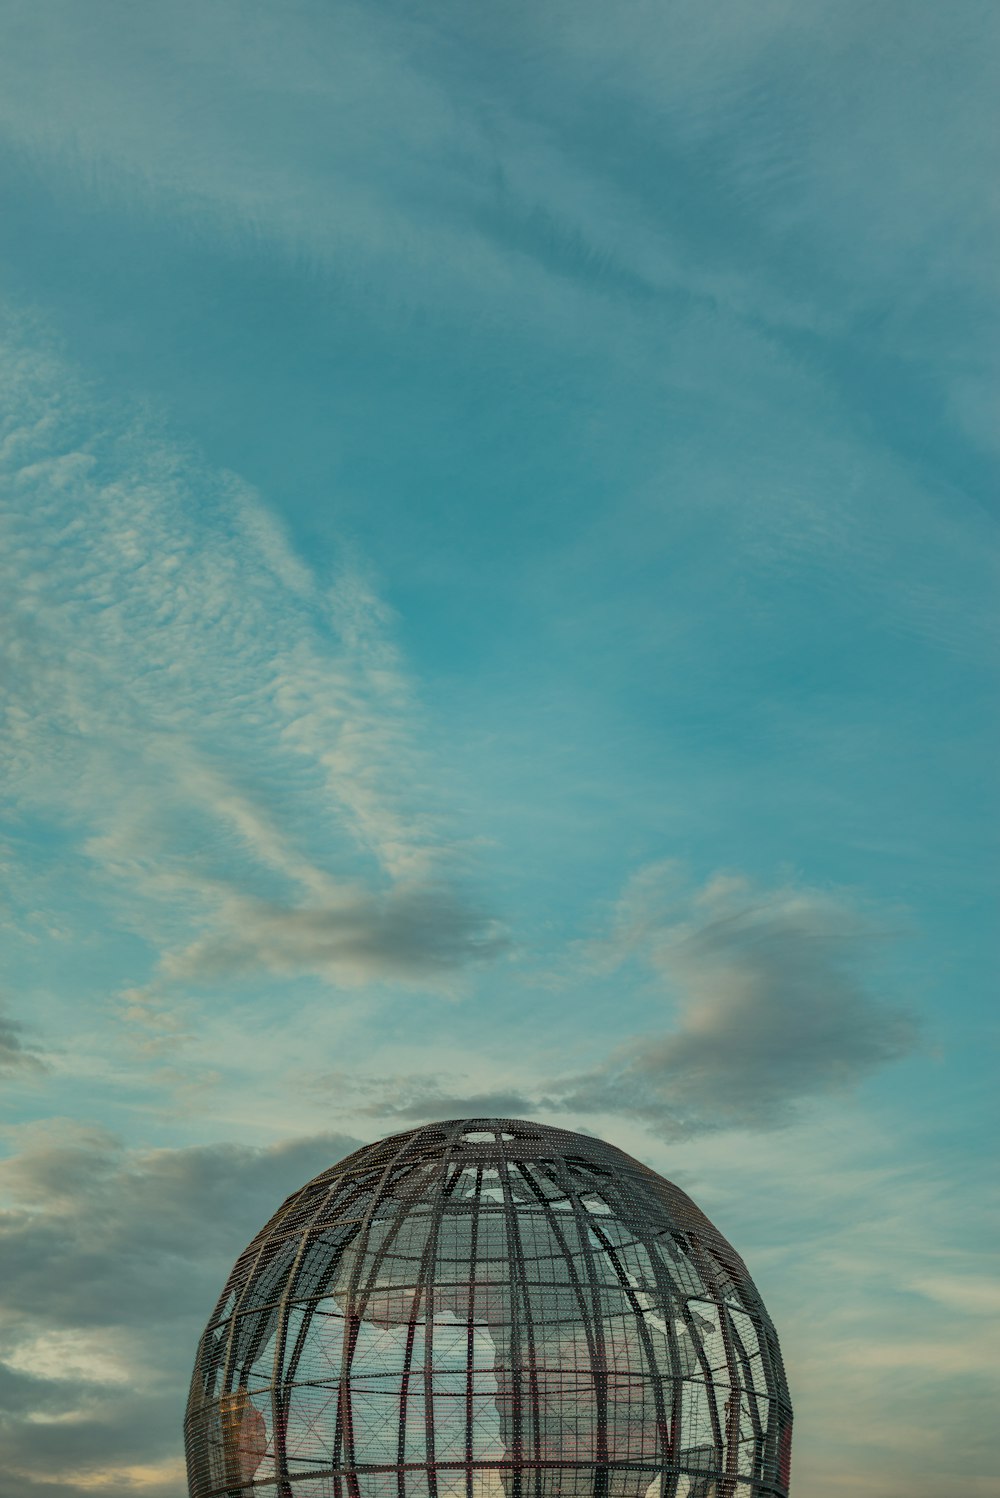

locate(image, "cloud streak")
[[1, 1, 995, 342]]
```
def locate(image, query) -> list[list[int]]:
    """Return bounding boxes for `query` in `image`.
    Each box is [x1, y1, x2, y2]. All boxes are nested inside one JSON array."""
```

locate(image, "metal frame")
[[185, 1119, 792, 1497]]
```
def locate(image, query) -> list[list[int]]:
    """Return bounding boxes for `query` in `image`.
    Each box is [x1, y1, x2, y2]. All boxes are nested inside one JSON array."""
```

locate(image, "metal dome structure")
[[185, 1119, 792, 1498]]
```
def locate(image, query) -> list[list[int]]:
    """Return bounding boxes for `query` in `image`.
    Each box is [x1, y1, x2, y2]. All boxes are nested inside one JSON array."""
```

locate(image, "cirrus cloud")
[[0, 320, 506, 1019]]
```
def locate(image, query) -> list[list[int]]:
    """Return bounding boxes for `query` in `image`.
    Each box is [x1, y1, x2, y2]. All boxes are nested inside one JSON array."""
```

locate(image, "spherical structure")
[[185, 1119, 792, 1498]]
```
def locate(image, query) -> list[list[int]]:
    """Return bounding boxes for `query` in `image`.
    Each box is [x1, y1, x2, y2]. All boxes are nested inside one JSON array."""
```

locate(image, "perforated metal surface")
[[185, 1119, 792, 1497]]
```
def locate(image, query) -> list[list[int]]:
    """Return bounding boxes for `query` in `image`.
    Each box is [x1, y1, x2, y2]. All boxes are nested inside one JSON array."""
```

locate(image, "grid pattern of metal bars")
[[185, 1119, 792, 1498]]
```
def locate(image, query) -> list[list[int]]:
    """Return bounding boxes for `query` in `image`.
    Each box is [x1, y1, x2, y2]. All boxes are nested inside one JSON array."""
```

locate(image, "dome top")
[[299, 1116, 750, 1278], [186, 1117, 793, 1498]]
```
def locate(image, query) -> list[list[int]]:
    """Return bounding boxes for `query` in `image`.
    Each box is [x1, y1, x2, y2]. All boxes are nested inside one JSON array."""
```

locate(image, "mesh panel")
[[185, 1119, 792, 1498]]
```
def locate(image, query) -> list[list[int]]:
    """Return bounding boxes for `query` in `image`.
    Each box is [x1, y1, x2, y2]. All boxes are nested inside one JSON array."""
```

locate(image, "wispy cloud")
[[0, 317, 503, 1008], [1, 1, 995, 352], [2, 5, 995, 684]]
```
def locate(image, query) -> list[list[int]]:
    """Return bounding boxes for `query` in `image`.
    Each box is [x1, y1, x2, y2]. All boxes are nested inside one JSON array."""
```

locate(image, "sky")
[[0, 1, 997, 1493]]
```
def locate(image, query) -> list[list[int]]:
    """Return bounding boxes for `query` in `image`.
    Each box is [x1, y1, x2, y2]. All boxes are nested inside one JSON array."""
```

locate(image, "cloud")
[[0, 1007, 45, 1078], [0, 319, 504, 1009], [360, 867, 917, 1137], [362, 1083, 538, 1121], [0, 1124, 356, 1329], [552, 865, 918, 1132], [909, 1273, 1000, 1318], [0, 0, 995, 380], [0, 1123, 363, 1491], [163, 882, 508, 986]]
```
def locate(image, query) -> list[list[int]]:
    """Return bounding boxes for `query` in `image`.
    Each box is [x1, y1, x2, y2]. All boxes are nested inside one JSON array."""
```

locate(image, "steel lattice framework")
[[185, 1119, 792, 1498]]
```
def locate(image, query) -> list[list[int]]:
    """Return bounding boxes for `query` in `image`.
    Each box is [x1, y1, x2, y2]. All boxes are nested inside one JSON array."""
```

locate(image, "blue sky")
[[0, 2, 997, 1493]]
